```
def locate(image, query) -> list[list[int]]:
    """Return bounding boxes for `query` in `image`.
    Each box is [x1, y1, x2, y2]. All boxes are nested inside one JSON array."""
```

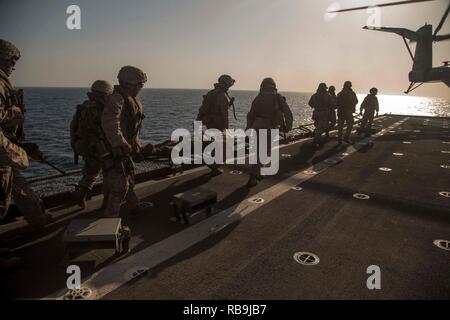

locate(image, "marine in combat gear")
[[358, 87, 379, 137], [246, 78, 293, 188], [327, 85, 338, 137], [101, 66, 150, 218], [70, 80, 113, 208], [337, 81, 359, 144], [196, 74, 235, 176], [0, 39, 50, 271], [0, 39, 50, 228], [309, 83, 332, 148]]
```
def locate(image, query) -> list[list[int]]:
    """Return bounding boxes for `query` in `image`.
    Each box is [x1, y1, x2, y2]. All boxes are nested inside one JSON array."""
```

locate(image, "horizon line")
[[14, 85, 448, 100]]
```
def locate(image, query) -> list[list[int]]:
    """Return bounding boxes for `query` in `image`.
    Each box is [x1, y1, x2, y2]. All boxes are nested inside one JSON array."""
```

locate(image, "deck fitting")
[[353, 193, 370, 200], [293, 252, 320, 266], [63, 287, 92, 300], [439, 192, 450, 198], [248, 197, 265, 204], [433, 240, 450, 251]]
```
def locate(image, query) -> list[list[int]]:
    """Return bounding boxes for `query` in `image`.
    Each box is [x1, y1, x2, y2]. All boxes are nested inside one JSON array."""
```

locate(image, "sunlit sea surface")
[[20, 87, 450, 176]]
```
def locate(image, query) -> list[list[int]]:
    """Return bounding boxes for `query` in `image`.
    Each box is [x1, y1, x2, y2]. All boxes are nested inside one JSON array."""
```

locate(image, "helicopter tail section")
[[363, 24, 433, 84]]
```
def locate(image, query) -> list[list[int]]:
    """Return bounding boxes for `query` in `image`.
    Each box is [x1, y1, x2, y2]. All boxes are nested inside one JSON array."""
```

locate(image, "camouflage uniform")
[[246, 78, 293, 187], [101, 66, 147, 218], [337, 82, 359, 143], [359, 88, 379, 136], [70, 81, 113, 208], [196, 75, 235, 174], [309, 83, 332, 147], [0, 40, 50, 229]]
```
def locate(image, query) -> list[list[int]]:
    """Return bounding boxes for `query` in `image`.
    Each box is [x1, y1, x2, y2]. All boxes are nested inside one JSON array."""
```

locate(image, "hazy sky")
[[0, 0, 449, 98]]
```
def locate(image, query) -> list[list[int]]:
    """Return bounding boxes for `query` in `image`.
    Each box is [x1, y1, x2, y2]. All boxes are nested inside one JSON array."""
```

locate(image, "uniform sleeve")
[[0, 130, 29, 169], [218, 94, 229, 130], [375, 97, 380, 113], [246, 99, 257, 130], [101, 94, 130, 150], [353, 92, 359, 107], [308, 95, 315, 109], [280, 96, 293, 132], [196, 95, 208, 122], [360, 97, 368, 113]]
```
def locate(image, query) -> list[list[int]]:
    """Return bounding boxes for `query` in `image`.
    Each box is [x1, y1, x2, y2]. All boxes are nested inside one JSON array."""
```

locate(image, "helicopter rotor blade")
[[433, 2, 450, 37], [328, 0, 436, 13], [433, 33, 450, 41]]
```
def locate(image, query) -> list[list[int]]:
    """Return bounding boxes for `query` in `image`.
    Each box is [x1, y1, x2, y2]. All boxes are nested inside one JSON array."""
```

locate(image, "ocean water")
[[20, 87, 450, 176]]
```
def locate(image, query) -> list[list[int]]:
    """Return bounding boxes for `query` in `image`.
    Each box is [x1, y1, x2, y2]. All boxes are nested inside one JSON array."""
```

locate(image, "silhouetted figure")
[[337, 81, 358, 144], [358, 88, 379, 137], [246, 78, 293, 188], [309, 83, 332, 148], [327, 85, 338, 137], [197, 74, 235, 176]]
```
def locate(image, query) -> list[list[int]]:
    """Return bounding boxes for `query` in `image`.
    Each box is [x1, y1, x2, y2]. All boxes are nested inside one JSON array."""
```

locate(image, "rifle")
[[14, 89, 26, 143], [225, 92, 238, 121], [18, 142, 68, 175]]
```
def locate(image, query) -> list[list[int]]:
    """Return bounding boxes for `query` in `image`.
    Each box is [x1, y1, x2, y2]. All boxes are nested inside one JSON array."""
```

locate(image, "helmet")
[[0, 39, 21, 60], [118, 66, 147, 85], [218, 74, 235, 87], [91, 80, 113, 95], [344, 81, 352, 89], [318, 83, 328, 91], [370, 87, 378, 95], [261, 77, 277, 90]]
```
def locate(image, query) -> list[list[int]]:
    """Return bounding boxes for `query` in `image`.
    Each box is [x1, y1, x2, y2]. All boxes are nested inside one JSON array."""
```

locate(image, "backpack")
[[196, 90, 218, 128], [71, 99, 109, 161]]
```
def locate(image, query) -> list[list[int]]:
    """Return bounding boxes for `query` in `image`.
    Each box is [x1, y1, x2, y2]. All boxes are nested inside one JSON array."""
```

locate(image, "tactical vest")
[[0, 71, 25, 143], [113, 85, 145, 153]]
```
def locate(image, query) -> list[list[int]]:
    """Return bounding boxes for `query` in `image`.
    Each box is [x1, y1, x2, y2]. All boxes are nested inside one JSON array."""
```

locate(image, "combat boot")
[[208, 165, 223, 176], [247, 174, 259, 188], [71, 186, 90, 209]]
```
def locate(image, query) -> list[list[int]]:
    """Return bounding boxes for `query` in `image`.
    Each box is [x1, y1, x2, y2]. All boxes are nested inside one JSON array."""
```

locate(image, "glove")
[[5, 107, 25, 127]]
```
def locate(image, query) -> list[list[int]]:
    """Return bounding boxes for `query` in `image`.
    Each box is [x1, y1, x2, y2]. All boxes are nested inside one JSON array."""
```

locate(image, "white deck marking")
[[47, 116, 408, 300]]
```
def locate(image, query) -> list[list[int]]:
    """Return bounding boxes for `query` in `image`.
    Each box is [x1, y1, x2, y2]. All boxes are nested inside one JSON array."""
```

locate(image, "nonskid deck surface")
[[1, 115, 449, 299]]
